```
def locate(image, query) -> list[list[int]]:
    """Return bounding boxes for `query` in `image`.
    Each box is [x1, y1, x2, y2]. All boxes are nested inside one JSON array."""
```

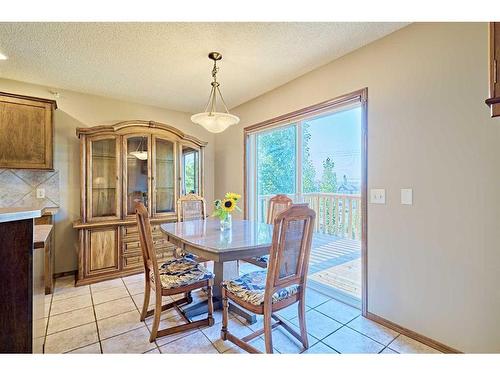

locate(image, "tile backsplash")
[[0, 169, 60, 209]]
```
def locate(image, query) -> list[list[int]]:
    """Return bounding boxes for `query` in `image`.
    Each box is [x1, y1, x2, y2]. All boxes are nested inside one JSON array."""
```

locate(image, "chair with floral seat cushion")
[[221, 204, 316, 353], [135, 202, 214, 342], [243, 194, 293, 268], [224, 270, 299, 306], [174, 193, 208, 263]]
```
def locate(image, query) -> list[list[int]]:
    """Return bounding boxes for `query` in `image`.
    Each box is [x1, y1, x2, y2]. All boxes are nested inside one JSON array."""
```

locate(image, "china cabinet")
[[73, 121, 206, 285]]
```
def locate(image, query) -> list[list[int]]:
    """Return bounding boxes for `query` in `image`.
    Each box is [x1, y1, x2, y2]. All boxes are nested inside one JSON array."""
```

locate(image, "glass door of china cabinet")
[[180, 144, 201, 196], [152, 136, 176, 216], [87, 136, 121, 220], [123, 135, 151, 218]]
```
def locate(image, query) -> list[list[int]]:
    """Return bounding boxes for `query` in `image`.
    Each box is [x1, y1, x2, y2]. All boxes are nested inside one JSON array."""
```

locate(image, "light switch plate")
[[370, 188, 386, 204], [401, 188, 413, 205], [36, 188, 45, 199]]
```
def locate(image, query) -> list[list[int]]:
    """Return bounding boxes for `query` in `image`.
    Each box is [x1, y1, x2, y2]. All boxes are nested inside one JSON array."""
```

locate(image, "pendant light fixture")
[[130, 137, 148, 160], [191, 52, 240, 133]]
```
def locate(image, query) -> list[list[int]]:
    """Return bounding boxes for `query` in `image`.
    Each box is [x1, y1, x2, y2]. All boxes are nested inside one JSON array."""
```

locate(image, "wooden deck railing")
[[258, 193, 362, 240]]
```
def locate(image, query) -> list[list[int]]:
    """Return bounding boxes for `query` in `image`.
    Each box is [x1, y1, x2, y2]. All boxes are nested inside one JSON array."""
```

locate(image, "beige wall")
[[0, 78, 215, 274], [214, 23, 500, 353]]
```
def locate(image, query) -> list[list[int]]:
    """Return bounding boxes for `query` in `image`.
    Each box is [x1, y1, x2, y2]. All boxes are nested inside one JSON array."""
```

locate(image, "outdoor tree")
[[320, 157, 337, 193], [302, 122, 317, 193], [257, 125, 296, 195], [257, 123, 318, 195]]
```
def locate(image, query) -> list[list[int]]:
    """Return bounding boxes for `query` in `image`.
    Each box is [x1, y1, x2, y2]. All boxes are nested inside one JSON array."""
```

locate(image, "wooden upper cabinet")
[[486, 22, 500, 117], [0, 92, 57, 169]]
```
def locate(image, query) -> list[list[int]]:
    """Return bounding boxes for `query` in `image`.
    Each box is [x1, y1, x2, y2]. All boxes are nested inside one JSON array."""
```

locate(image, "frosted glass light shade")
[[130, 151, 148, 160], [191, 112, 240, 133]]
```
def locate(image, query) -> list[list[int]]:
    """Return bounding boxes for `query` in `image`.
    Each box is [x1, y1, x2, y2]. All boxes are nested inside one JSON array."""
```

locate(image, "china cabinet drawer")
[[123, 240, 141, 253], [124, 225, 138, 236], [123, 254, 143, 270], [123, 224, 162, 236], [122, 225, 164, 241], [153, 238, 170, 247], [122, 248, 173, 270]]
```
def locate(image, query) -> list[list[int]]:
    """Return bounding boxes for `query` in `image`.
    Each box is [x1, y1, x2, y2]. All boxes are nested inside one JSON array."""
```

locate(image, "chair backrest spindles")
[[265, 204, 315, 300]]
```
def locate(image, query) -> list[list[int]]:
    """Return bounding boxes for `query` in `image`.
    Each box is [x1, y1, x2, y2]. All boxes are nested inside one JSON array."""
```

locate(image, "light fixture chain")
[[212, 59, 218, 81]]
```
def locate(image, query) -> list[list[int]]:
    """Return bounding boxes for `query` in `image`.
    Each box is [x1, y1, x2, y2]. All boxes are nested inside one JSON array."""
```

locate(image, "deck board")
[[308, 233, 361, 300]]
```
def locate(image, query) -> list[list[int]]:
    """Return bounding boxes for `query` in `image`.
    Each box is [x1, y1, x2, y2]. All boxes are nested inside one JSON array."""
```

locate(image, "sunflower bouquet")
[[213, 192, 242, 228]]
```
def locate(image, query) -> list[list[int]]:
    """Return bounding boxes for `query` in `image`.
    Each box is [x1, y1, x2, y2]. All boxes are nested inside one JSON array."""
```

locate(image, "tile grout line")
[[317, 313, 364, 353], [45, 316, 94, 337], [45, 279, 97, 353], [50, 287, 90, 302], [89, 281, 104, 354], [12, 169, 56, 189], [310, 305, 356, 325], [42, 289, 55, 353], [342, 324, 396, 349], [123, 277, 162, 353], [198, 324, 225, 354], [380, 334, 401, 354], [309, 305, 405, 353]]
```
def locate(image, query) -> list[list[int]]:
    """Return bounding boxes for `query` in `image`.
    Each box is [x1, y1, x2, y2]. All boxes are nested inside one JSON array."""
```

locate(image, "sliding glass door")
[[246, 103, 363, 306]]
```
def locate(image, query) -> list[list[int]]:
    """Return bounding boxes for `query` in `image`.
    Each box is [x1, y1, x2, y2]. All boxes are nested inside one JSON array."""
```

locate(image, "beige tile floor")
[[42, 272, 441, 354]]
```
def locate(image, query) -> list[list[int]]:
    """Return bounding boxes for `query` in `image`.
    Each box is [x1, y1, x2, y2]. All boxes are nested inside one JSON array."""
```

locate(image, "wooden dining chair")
[[177, 193, 207, 222], [175, 193, 208, 263], [244, 194, 293, 268], [135, 202, 214, 342], [221, 204, 316, 353]]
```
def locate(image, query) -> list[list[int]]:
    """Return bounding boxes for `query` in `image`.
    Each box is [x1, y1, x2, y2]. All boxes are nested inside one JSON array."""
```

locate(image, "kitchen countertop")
[[41, 207, 59, 216], [0, 207, 56, 223]]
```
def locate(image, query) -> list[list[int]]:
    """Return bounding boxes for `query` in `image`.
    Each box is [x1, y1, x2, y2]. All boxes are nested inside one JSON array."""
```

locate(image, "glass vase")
[[220, 213, 232, 231]]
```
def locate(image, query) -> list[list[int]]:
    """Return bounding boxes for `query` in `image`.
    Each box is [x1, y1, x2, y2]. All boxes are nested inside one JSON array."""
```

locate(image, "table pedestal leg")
[[180, 260, 257, 324], [213, 260, 238, 297]]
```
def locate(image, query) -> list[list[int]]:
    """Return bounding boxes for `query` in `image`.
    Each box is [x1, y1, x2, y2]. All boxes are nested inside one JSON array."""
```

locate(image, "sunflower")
[[221, 198, 236, 212], [225, 192, 241, 202]]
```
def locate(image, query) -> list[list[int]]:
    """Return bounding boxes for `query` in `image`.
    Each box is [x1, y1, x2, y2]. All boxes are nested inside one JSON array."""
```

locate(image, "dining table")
[[160, 217, 273, 323]]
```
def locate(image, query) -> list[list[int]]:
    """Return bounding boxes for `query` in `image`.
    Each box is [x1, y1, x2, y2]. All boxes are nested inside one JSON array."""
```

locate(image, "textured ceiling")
[[0, 23, 408, 112]]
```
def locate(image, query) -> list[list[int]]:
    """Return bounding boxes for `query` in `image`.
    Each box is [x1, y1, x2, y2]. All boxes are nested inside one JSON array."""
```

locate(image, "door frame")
[[243, 88, 368, 315]]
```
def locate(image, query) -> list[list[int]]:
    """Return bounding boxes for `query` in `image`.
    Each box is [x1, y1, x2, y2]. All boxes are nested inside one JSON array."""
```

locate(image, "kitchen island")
[[0, 207, 47, 353]]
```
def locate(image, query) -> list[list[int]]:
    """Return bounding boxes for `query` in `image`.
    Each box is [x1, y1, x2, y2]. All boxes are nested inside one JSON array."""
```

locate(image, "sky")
[[305, 106, 362, 186]]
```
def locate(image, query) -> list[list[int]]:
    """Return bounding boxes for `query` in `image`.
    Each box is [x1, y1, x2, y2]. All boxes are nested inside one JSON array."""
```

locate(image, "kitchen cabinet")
[[0, 92, 57, 169], [0, 207, 46, 353]]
